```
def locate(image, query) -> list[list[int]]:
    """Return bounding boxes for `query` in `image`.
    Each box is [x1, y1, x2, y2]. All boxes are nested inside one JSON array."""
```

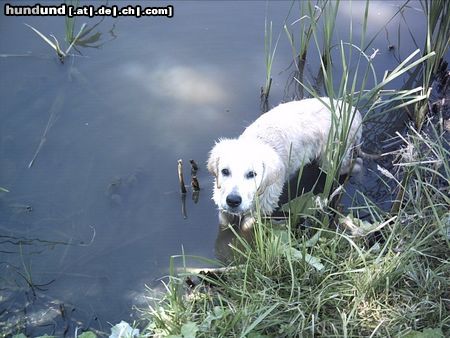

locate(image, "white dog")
[[207, 97, 363, 228]]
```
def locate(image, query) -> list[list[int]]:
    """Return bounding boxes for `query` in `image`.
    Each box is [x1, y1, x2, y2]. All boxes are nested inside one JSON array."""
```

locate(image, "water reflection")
[[0, 0, 441, 336], [126, 64, 229, 105]]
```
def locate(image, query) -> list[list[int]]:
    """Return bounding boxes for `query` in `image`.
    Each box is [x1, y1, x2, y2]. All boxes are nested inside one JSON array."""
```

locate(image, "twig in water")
[[190, 159, 200, 191], [190, 159, 199, 175], [177, 159, 187, 194], [191, 176, 200, 192]]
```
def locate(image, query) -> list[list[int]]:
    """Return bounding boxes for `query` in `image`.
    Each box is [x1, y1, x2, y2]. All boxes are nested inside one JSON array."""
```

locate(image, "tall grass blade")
[[25, 23, 66, 58], [240, 303, 278, 338], [65, 22, 87, 55]]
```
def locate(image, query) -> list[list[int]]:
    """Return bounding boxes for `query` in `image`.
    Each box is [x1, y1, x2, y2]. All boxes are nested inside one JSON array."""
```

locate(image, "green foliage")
[[144, 121, 449, 335], [403, 328, 444, 338], [25, 22, 86, 62], [25, 1, 108, 63], [77, 332, 97, 338], [141, 0, 449, 336]]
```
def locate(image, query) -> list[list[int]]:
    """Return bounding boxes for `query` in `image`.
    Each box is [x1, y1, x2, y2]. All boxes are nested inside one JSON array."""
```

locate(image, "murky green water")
[[0, 1, 439, 335]]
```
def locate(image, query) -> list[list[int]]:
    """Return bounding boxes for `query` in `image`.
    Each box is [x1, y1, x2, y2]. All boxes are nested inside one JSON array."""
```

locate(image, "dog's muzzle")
[[226, 193, 242, 208]]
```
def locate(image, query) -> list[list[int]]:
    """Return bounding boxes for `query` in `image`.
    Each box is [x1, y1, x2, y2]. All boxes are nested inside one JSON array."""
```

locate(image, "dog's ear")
[[258, 146, 285, 196], [207, 138, 233, 189], [207, 141, 220, 176]]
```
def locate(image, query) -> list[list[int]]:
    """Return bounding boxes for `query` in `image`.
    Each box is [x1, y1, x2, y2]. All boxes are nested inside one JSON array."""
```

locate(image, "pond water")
[[0, 0, 441, 336]]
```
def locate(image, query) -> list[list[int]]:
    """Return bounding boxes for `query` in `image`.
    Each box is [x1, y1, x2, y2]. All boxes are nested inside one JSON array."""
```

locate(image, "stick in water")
[[190, 159, 200, 191], [191, 176, 200, 192], [178, 159, 187, 194]]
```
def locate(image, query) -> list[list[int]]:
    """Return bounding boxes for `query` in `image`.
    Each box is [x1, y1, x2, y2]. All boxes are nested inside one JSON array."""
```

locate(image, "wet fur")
[[207, 98, 363, 228]]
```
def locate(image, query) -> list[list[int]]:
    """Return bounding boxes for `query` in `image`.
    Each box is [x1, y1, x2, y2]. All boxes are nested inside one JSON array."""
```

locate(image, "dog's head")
[[207, 138, 284, 216]]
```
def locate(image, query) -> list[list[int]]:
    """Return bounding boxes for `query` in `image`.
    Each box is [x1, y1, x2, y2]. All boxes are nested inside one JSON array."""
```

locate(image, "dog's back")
[[240, 98, 362, 176]]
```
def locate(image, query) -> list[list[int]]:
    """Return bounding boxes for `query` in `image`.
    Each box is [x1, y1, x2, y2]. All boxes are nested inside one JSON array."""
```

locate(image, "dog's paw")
[[241, 216, 256, 231]]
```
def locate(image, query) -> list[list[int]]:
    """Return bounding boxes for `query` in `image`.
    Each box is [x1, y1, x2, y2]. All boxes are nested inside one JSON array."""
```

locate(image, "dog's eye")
[[221, 168, 230, 176], [246, 171, 257, 179]]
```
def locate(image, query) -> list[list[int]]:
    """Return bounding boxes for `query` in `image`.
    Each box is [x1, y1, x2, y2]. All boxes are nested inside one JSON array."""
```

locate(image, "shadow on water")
[[0, 0, 448, 336]]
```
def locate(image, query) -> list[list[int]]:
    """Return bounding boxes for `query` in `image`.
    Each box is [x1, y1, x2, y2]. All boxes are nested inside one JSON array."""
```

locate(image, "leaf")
[[241, 304, 278, 337], [288, 247, 324, 271], [66, 23, 87, 54], [402, 328, 444, 338], [180, 322, 199, 338], [109, 321, 139, 338], [49, 34, 64, 56], [280, 191, 315, 214], [247, 333, 272, 338], [271, 228, 290, 245], [304, 230, 322, 248], [12, 335, 27, 338], [272, 228, 324, 270], [78, 332, 97, 338], [213, 306, 224, 318], [199, 306, 225, 331], [77, 32, 102, 46], [24, 23, 65, 57]]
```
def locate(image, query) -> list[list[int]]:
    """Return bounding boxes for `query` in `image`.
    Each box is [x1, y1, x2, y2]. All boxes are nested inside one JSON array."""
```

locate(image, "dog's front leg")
[[219, 211, 244, 229], [241, 215, 256, 231], [219, 211, 255, 231]]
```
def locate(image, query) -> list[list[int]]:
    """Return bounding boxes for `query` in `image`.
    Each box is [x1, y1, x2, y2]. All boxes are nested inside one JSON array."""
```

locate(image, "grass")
[[143, 117, 449, 337], [141, 0, 449, 336], [261, 2, 287, 112], [2, 0, 445, 336], [24, 0, 109, 63], [413, 0, 450, 130], [25, 22, 87, 63], [261, 17, 275, 108]]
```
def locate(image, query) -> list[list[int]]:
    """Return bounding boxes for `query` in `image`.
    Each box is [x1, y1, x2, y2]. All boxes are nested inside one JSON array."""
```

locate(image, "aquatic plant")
[[24, 0, 110, 62], [261, 17, 278, 111], [143, 122, 449, 337], [413, 0, 450, 130], [141, 0, 449, 336], [285, 0, 434, 224], [25, 22, 86, 63]]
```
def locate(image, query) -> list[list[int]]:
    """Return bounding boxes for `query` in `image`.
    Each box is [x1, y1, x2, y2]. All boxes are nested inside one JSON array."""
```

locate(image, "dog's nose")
[[226, 194, 242, 208]]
